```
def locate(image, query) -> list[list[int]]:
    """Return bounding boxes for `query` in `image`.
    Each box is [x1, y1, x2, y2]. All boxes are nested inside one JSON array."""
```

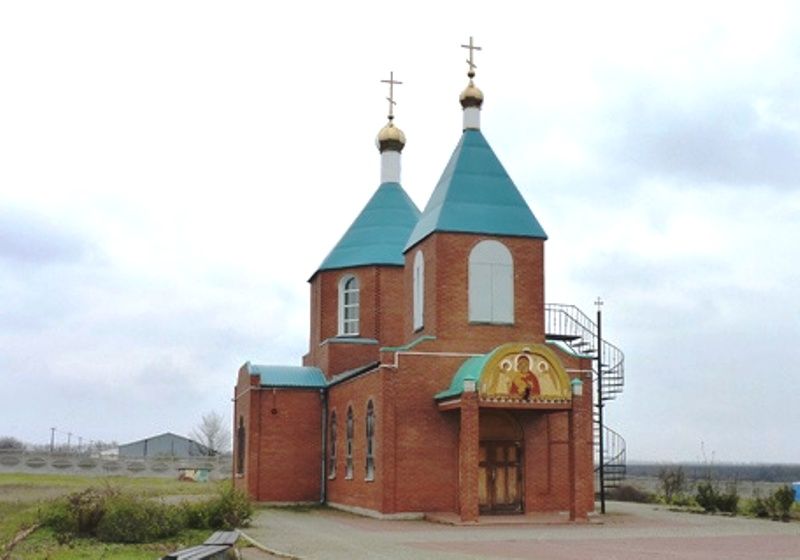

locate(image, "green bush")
[[743, 486, 795, 521], [695, 481, 738, 514], [40, 482, 253, 544], [695, 481, 717, 512], [205, 483, 253, 530], [772, 485, 795, 521], [40, 487, 119, 537], [658, 467, 686, 504], [181, 500, 210, 529], [96, 495, 183, 543]]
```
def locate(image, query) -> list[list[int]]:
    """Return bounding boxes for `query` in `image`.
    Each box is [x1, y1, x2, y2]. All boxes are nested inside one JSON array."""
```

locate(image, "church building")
[[233, 39, 622, 522]]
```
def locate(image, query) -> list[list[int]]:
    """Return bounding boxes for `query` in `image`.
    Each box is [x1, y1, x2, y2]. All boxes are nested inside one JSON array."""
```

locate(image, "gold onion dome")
[[376, 120, 406, 153], [460, 80, 484, 109]]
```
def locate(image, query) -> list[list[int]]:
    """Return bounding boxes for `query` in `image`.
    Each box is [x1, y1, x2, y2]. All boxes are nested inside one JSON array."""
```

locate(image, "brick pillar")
[[569, 388, 591, 521], [459, 391, 479, 523], [382, 366, 397, 513]]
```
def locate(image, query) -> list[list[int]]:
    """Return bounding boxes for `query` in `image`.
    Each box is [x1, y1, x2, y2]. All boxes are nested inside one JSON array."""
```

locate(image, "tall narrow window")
[[236, 416, 245, 475], [345, 407, 354, 479], [328, 411, 337, 478], [338, 275, 360, 336], [365, 401, 375, 480], [413, 251, 424, 331], [468, 240, 514, 323]]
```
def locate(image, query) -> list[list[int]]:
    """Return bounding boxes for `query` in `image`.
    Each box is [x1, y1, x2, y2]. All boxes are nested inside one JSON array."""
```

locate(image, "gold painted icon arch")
[[478, 343, 572, 402]]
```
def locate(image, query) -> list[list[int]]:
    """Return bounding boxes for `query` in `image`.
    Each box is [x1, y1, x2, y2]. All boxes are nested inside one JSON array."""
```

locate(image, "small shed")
[[118, 432, 214, 458]]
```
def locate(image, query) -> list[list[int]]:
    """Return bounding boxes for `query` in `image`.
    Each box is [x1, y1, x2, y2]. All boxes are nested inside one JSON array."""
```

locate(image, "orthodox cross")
[[461, 36, 482, 78], [380, 71, 402, 121]]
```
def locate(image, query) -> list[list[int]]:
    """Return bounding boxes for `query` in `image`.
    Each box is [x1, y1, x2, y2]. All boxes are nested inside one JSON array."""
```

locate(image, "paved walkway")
[[240, 502, 800, 559]]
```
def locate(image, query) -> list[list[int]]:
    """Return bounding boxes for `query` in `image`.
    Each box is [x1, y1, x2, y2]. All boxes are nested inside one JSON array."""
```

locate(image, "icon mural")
[[479, 344, 572, 402]]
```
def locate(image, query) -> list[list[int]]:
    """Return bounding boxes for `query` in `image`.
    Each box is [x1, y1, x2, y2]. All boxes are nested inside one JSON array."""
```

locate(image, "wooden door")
[[478, 441, 523, 513]]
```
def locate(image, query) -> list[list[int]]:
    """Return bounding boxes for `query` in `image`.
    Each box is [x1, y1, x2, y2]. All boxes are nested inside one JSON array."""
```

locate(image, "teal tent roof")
[[246, 364, 326, 388], [317, 182, 421, 273], [435, 354, 491, 400], [405, 130, 547, 251]]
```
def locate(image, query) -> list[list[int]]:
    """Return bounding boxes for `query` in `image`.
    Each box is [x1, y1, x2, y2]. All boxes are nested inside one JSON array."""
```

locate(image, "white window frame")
[[365, 400, 375, 481], [412, 251, 425, 331], [468, 240, 514, 324], [338, 275, 360, 336], [345, 406, 354, 480], [328, 411, 337, 479]]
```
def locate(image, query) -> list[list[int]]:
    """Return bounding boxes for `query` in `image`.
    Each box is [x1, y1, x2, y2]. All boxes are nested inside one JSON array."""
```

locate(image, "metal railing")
[[594, 424, 627, 491], [545, 302, 627, 494], [544, 303, 625, 401]]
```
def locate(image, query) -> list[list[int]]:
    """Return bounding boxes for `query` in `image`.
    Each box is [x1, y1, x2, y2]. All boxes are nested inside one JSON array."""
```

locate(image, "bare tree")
[[192, 411, 230, 455], [0, 436, 25, 450]]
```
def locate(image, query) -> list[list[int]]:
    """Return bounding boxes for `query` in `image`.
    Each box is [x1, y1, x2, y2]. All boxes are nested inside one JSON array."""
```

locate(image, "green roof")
[[405, 130, 547, 251], [317, 182, 420, 273], [435, 354, 491, 400], [246, 364, 326, 388]]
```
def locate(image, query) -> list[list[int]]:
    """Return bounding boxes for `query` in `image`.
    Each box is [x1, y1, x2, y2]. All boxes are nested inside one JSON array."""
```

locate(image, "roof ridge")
[[316, 182, 421, 274], [404, 130, 546, 251]]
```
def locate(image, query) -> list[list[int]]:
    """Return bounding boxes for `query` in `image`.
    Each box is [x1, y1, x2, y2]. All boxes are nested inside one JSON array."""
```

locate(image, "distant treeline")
[[628, 463, 800, 483]]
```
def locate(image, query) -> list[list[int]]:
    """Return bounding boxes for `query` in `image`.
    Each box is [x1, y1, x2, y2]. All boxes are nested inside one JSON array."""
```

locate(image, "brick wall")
[[306, 266, 406, 376], [404, 233, 546, 353], [234, 379, 323, 503], [325, 368, 384, 511]]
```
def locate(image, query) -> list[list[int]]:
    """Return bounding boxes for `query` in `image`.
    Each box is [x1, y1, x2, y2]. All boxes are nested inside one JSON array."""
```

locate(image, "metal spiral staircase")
[[544, 303, 627, 496]]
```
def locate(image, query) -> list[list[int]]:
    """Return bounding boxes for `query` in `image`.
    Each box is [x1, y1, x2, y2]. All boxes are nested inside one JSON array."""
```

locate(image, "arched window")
[[338, 275, 360, 336], [468, 240, 514, 323], [328, 411, 337, 479], [236, 416, 245, 475], [413, 251, 424, 331], [365, 401, 375, 480], [345, 407, 354, 479]]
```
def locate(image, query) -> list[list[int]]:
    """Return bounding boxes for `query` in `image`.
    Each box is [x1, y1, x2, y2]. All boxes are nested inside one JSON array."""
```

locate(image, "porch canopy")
[[435, 342, 576, 411]]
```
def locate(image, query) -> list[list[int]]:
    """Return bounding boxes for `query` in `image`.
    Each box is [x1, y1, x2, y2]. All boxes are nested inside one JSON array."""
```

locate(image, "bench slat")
[[203, 530, 239, 546], [162, 543, 230, 560]]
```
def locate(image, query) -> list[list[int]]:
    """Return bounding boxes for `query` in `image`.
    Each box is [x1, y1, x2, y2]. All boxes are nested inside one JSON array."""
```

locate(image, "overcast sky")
[[1, 1, 798, 463]]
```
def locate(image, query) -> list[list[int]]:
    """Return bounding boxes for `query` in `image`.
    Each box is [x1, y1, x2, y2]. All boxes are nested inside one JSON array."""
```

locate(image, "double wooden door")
[[478, 441, 523, 513]]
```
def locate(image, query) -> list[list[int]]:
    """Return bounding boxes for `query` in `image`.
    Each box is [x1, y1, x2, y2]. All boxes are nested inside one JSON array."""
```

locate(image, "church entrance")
[[478, 411, 523, 514], [478, 441, 522, 513]]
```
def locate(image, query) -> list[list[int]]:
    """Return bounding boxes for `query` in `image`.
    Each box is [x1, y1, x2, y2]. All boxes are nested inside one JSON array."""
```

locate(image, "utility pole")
[[67, 432, 72, 451], [50, 427, 56, 453], [595, 297, 606, 514]]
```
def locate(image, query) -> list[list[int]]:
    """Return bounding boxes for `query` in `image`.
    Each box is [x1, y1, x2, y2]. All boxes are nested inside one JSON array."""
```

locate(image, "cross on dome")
[[380, 71, 403, 121], [461, 36, 482, 78]]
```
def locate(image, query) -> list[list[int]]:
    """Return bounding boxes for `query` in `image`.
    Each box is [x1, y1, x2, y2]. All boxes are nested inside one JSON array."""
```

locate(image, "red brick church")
[[233, 40, 625, 522]]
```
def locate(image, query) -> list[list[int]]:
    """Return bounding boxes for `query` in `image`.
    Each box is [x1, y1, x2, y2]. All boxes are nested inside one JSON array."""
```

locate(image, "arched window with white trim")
[[338, 275, 360, 336], [468, 240, 514, 324], [412, 251, 424, 331]]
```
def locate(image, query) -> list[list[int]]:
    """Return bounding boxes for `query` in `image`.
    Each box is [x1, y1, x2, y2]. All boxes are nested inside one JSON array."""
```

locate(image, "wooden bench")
[[161, 531, 239, 559]]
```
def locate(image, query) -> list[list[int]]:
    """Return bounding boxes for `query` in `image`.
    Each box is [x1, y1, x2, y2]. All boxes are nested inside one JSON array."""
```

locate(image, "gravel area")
[[240, 502, 800, 560]]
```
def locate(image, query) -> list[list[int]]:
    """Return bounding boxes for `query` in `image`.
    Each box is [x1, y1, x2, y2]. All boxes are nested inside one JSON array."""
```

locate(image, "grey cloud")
[[609, 90, 800, 189], [0, 208, 97, 264]]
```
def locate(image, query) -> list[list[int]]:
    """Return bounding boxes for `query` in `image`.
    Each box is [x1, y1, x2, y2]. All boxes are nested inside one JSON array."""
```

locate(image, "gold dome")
[[376, 121, 406, 153], [459, 81, 484, 109]]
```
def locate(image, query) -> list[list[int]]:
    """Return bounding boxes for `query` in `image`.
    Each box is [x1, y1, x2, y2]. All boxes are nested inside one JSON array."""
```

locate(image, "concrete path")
[[240, 502, 800, 559]]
